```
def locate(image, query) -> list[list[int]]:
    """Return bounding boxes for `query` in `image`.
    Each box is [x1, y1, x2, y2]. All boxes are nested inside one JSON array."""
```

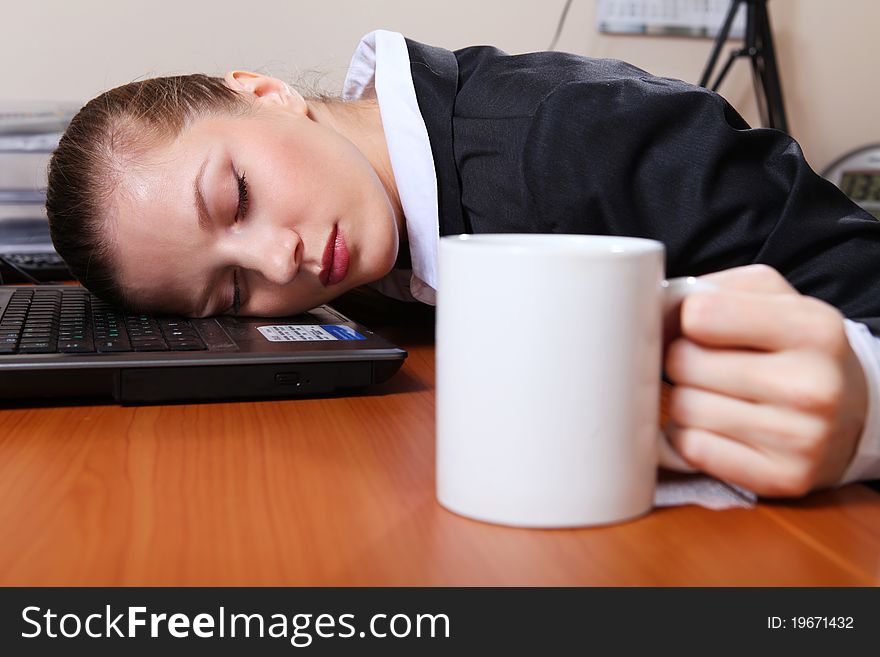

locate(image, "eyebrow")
[[193, 156, 212, 233], [192, 156, 215, 315]]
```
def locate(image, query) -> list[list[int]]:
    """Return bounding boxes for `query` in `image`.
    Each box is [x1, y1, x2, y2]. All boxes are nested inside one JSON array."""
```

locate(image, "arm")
[[519, 64, 880, 493], [525, 70, 880, 333]]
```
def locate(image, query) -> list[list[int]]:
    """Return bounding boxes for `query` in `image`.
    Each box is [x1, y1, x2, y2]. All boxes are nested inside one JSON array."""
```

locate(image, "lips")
[[320, 225, 350, 287]]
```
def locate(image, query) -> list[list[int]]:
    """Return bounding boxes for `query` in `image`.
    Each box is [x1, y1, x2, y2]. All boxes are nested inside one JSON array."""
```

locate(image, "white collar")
[[342, 29, 438, 304]]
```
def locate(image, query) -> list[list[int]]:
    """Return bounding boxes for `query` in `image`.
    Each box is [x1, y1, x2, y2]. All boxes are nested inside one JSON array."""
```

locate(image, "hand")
[[664, 264, 868, 497]]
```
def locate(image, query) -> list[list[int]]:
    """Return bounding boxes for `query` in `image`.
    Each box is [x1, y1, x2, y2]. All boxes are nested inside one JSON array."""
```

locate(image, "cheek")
[[245, 283, 325, 317], [271, 159, 339, 222], [301, 132, 377, 199]]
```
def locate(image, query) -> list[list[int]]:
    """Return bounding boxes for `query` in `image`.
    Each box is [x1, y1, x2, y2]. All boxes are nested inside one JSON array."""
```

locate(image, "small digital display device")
[[823, 145, 880, 220], [838, 171, 880, 205]]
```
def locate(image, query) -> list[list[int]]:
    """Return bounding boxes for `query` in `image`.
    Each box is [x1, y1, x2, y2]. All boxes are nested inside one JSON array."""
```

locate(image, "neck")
[[307, 98, 406, 243]]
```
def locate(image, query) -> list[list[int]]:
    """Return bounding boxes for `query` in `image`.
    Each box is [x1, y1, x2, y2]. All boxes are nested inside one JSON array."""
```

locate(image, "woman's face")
[[109, 75, 400, 317]]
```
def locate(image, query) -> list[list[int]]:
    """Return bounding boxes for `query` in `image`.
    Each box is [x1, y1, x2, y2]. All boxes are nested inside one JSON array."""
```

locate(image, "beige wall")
[[3, 0, 876, 171]]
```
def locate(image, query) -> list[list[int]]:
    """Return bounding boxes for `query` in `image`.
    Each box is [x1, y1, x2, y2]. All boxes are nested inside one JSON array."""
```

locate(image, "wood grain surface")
[[1, 301, 878, 586]]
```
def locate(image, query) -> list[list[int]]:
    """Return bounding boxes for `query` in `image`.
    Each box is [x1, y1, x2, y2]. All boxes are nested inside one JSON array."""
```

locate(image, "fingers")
[[698, 263, 795, 295], [666, 338, 845, 411], [665, 424, 816, 497], [680, 287, 846, 353], [683, 264, 800, 350], [667, 385, 830, 454], [663, 264, 864, 497]]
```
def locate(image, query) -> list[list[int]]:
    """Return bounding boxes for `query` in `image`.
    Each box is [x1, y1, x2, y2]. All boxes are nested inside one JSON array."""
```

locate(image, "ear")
[[223, 71, 307, 115]]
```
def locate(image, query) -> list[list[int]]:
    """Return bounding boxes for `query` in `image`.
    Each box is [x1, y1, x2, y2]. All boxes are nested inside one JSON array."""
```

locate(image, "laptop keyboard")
[[0, 288, 207, 354]]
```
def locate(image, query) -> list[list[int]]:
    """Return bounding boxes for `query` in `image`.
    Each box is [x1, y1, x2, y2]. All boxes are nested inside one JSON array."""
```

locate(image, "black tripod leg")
[[750, 50, 770, 127], [755, 3, 788, 131], [711, 48, 746, 92], [699, 0, 743, 87]]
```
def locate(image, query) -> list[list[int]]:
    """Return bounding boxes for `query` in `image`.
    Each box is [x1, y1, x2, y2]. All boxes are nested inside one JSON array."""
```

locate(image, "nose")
[[240, 226, 302, 285]]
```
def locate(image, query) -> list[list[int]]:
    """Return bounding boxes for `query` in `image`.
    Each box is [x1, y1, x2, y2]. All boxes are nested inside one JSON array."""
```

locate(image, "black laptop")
[[0, 284, 406, 403]]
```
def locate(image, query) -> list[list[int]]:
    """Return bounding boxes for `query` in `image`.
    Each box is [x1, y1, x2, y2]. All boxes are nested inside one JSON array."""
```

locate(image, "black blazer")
[[405, 38, 880, 335]]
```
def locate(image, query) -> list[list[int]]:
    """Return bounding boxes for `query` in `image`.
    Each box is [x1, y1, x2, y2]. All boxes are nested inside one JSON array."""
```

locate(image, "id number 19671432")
[[767, 616, 854, 630]]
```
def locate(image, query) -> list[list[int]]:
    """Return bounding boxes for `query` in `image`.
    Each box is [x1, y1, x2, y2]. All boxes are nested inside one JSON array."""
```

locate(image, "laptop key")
[[132, 342, 169, 352], [96, 339, 132, 352], [168, 341, 206, 351], [18, 342, 55, 353], [58, 341, 96, 353], [24, 327, 53, 334], [19, 336, 54, 344]]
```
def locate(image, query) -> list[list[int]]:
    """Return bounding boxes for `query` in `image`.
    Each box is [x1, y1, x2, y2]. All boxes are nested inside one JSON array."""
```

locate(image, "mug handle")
[[658, 276, 717, 473]]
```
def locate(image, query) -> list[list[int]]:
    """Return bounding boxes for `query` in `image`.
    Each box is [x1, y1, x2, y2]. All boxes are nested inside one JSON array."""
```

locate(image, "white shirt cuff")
[[838, 319, 880, 485]]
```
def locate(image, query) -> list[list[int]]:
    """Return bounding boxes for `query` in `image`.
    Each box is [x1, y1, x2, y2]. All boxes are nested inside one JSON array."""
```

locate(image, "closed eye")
[[221, 268, 242, 316]]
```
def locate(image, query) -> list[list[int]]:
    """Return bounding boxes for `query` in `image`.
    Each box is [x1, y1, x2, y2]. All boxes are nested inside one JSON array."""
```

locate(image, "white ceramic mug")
[[435, 234, 706, 528]]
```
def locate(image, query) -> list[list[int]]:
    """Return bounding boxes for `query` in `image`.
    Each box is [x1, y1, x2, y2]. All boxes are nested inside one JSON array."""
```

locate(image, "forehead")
[[107, 124, 212, 314]]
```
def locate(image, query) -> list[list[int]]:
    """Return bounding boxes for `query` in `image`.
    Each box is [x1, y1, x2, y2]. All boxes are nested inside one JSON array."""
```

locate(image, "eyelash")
[[230, 169, 248, 315], [231, 269, 241, 315], [236, 171, 249, 219]]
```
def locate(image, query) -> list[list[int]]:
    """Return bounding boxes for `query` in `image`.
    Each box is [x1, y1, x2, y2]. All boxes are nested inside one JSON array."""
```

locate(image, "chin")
[[384, 232, 401, 272], [364, 235, 399, 283]]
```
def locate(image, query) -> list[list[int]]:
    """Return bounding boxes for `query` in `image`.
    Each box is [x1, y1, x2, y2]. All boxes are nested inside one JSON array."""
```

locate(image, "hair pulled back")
[[46, 74, 248, 307]]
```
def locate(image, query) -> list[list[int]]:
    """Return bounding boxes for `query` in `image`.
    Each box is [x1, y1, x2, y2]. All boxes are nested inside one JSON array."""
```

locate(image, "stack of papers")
[[0, 103, 76, 212]]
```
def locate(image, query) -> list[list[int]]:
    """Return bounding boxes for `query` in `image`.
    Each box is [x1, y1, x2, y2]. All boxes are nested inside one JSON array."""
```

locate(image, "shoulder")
[[405, 37, 693, 119], [458, 47, 668, 118], [524, 63, 748, 150]]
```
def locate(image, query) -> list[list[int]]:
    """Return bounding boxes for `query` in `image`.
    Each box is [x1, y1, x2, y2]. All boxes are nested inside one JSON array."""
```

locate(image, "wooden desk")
[[1, 304, 878, 586]]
